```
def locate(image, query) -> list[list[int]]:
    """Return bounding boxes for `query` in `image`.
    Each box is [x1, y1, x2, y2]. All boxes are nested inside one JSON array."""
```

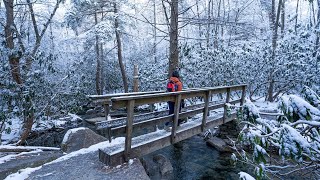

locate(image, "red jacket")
[[169, 77, 182, 91]]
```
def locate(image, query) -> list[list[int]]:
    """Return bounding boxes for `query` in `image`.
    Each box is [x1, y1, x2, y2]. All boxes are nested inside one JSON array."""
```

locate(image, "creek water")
[[143, 135, 253, 180]]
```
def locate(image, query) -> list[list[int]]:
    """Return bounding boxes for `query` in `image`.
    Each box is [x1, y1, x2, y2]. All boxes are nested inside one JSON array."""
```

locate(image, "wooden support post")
[[104, 103, 110, 117], [104, 103, 112, 142], [133, 64, 139, 92], [240, 85, 246, 114], [202, 90, 211, 131], [171, 94, 181, 143], [223, 88, 231, 124], [124, 100, 135, 162]]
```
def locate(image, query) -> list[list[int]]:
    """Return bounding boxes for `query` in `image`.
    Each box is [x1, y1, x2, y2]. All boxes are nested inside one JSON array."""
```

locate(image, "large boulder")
[[61, 127, 107, 153]]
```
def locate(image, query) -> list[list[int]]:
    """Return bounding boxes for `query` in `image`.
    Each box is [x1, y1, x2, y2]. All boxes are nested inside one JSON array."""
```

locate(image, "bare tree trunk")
[[153, 0, 157, 63], [295, 0, 300, 34], [95, 12, 102, 95], [100, 43, 105, 93], [221, 0, 226, 44], [114, 3, 128, 93], [168, 0, 179, 77], [133, 65, 139, 92], [280, 0, 285, 36], [214, 0, 222, 49], [267, 0, 278, 102], [315, 0, 320, 70], [206, 0, 212, 50], [4, 0, 22, 85], [19, 90, 34, 145], [196, 0, 202, 48]]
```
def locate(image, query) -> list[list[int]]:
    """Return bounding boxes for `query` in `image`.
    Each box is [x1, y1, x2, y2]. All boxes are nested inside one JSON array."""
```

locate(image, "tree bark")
[[168, 0, 179, 77], [295, 0, 300, 34], [196, 0, 202, 48], [214, 0, 222, 49], [114, 3, 128, 93], [95, 12, 102, 95], [315, 0, 320, 70], [280, 0, 285, 36], [4, 0, 22, 85], [267, 0, 282, 102], [206, 0, 212, 50], [133, 65, 139, 92], [153, 0, 157, 63]]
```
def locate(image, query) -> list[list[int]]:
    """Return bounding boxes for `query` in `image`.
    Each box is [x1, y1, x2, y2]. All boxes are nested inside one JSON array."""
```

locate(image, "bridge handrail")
[[87, 87, 211, 103], [111, 85, 246, 109]]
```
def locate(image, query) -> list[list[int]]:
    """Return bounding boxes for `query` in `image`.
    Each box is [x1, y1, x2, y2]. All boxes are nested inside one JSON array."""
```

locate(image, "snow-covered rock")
[[61, 127, 107, 153]]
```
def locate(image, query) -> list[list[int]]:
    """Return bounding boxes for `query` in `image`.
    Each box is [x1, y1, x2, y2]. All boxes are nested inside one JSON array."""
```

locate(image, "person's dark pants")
[[168, 101, 175, 115], [166, 101, 182, 126]]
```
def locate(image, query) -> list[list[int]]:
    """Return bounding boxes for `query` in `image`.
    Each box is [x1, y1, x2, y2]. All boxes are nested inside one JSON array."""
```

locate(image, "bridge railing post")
[[124, 100, 135, 162], [103, 101, 112, 142], [202, 90, 211, 132], [223, 88, 231, 123], [171, 94, 181, 144], [240, 85, 246, 113]]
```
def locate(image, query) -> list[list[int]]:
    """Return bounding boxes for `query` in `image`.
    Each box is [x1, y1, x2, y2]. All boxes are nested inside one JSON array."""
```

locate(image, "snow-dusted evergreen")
[[234, 88, 320, 179]]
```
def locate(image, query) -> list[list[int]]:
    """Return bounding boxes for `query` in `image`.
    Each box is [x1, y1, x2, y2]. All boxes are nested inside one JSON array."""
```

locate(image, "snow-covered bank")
[[4, 137, 125, 180]]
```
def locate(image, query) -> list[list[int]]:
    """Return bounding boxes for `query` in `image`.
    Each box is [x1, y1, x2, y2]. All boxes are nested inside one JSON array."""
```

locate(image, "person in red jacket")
[[165, 70, 183, 130]]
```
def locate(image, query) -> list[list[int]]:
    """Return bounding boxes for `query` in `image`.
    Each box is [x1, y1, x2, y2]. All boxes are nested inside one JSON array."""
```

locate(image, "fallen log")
[[0, 145, 60, 153]]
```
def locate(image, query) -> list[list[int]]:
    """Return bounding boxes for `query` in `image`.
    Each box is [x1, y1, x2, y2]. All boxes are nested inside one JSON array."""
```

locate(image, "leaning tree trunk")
[[114, 3, 128, 93], [168, 0, 179, 77]]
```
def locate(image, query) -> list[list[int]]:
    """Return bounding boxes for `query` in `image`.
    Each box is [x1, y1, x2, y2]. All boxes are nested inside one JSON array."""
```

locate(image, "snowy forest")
[[0, 0, 320, 179]]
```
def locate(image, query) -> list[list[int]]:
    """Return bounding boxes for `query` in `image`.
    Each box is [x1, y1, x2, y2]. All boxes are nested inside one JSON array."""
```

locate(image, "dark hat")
[[172, 70, 180, 78]]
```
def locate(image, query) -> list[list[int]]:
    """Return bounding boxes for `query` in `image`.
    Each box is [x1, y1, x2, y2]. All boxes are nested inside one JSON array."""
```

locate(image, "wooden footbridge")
[[87, 85, 246, 166]]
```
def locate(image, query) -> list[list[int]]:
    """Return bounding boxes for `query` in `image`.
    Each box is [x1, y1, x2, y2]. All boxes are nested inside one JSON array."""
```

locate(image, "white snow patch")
[[239, 172, 256, 180], [53, 120, 67, 127], [67, 113, 82, 122], [129, 159, 134, 165]]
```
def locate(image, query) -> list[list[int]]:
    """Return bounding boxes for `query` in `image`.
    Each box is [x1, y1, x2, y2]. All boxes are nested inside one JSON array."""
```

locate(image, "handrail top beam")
[[87, 87, 215, 100], [111, 84, 247, 102], [87, 90, 165, 100]]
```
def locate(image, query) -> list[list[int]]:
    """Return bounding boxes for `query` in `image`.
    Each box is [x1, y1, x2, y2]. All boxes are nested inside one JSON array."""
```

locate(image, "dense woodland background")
[[0, 0, 319, 145]]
